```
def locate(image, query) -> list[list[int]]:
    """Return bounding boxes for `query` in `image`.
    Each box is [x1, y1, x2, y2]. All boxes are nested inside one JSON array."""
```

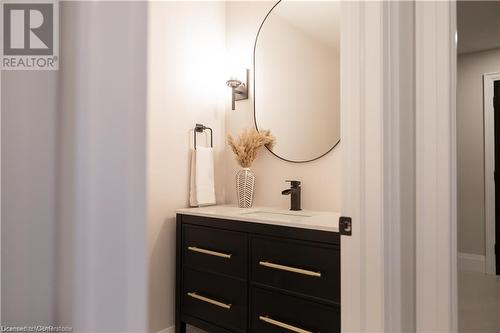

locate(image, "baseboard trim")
[[156, 326, 174, 333], [458, 252, 485, 273]]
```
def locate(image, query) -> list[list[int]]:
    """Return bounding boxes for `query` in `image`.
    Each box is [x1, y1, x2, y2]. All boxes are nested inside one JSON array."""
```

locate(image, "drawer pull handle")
[[187, 246, 232, 259], [187, 292, 232, 309], [259, 261, 322, 277], [259, 315, 314, 333]]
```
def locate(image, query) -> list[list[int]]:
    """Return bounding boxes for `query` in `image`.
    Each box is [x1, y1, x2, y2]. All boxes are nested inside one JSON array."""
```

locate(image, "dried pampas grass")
[[227, 128, 275, 168]]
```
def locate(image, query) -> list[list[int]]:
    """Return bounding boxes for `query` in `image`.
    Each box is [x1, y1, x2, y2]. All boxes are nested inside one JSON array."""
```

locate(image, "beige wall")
[[457, 48, 500, 255], [147, 2, 226, 332], [225, 1, 341, 212]]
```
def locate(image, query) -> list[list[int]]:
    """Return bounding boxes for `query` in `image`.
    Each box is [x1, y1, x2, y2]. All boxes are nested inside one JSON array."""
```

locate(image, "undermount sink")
[[239, 210, 313, 220]]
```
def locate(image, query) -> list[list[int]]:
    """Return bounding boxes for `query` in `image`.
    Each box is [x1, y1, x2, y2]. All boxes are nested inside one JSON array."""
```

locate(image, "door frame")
[[340, 1, 402, 331], [415, 1, 458, 331], [483, 71, 500, 275], [343, 1, 460, 331]]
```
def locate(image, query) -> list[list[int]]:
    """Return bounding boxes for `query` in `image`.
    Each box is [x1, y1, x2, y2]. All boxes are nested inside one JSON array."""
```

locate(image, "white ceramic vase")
[[236, 168, 255, 208]]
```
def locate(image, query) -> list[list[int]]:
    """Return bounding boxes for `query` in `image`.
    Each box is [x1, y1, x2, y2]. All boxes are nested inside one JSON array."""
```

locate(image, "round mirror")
[[254, 0, 341, 163]]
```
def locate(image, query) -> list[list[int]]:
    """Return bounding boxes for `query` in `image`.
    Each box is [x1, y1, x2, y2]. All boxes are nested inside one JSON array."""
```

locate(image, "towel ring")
[[194, 124, 213, 150]]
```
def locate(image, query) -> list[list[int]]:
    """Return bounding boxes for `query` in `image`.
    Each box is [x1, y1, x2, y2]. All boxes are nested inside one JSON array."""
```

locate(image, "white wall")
[[58, 2, 148, 331], [1, 71, 58, 326], [457, 48, 500, 255], [147, 2, 226, 332], [225, 1, 341, 212]]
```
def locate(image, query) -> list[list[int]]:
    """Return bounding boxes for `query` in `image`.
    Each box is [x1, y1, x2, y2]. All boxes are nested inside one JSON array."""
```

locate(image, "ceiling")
[[457, 1, 500, 54]]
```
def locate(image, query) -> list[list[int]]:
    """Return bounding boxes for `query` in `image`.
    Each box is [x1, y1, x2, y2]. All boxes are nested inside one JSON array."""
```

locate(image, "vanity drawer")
[[251, 287, 340, 333], [251, 236, 339, 303], [183, 224, 247, 278], [182, 268, 247, 333]]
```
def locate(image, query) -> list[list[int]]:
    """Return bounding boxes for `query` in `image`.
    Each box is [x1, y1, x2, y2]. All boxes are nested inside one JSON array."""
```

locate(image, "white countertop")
[[176, 205, 340, 232]]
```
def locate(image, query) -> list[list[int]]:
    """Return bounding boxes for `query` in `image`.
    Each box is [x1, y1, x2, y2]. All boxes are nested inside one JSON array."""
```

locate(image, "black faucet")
[[282, 180, 301, 211]]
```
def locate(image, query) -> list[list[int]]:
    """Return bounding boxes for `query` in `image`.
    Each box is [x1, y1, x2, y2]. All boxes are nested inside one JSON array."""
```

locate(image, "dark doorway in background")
[[494, 80, 500, 274]]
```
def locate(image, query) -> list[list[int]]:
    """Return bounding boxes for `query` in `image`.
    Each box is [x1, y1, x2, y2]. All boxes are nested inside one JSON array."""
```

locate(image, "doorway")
[[457, 1, 500, 332], [483, 72, 500, 275], [414, 1, 500, 331]]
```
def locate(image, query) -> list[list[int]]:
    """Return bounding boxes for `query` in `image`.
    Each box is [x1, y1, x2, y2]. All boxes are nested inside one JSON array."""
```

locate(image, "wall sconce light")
[[226, 69, 249, 110]]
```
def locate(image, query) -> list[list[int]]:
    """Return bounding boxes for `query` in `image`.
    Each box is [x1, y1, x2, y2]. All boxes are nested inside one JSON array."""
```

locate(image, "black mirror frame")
[[253, 0, 341, 163]]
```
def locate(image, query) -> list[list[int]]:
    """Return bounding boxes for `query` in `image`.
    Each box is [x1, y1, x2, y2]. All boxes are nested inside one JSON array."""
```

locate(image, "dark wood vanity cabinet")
[[176, 214, 341, 333]]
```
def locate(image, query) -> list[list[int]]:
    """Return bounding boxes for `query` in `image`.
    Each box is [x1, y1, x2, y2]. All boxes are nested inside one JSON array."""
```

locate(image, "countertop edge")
[[176, 206, 340, 233]]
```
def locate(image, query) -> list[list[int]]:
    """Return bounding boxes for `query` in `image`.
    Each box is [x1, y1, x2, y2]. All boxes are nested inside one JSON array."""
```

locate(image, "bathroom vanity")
[[175, 206, 341, 333]]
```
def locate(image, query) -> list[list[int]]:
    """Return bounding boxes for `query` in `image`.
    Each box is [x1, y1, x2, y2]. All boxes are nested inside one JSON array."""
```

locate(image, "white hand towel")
[[190, 147, 216, 207]]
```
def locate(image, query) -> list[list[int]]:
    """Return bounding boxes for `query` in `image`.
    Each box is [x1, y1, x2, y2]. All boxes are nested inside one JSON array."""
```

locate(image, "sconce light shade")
[[226, 69, 249, 110]]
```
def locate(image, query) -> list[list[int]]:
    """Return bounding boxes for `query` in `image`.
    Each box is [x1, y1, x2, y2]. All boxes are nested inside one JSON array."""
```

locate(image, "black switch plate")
[[339, 216, 352, 236]]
